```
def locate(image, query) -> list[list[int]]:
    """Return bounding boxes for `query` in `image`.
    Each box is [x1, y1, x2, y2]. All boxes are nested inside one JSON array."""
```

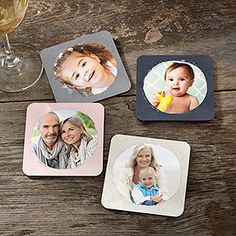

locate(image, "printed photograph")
[[102, 135, 190, 217], [53, 43, 118, 96], [143, 60, 207, 114], [113, 143, 181, 206], [40, 31, 131, 103], [31, 109, 97, 169]]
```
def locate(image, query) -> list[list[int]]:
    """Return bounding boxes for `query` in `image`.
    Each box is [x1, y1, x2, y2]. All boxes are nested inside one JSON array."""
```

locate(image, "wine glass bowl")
[[0, 0, 28, 35], [0, 0, 43, 92]]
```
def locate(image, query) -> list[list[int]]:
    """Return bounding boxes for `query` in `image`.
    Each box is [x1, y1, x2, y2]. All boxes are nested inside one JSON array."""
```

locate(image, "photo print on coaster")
[[22, 103, 104, 176], [40, 31, 131, 102], [136, 55, 214, 121], [101, 134, 191, 217]]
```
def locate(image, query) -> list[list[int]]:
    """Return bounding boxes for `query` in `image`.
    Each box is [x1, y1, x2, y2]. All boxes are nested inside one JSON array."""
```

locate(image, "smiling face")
[[135, 148, 152, 168], [61, 53, 109, 89], [165, 66, 194, 97], [61, 121, 84, 145], [38, 113, 59, 149], [140, 173, 156, 189]]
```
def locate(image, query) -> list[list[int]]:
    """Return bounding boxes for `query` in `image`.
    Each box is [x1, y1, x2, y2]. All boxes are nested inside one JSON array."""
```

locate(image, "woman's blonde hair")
[[60, 116, 92, 142], [126, 144, 160, 170]]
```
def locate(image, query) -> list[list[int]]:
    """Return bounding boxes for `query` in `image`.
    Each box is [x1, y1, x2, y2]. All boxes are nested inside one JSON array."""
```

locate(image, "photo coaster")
[[23, 103, 104, 176], [40, 31, 131, 102], [101, 134, 191, 217], [136, 55, 214, 121]]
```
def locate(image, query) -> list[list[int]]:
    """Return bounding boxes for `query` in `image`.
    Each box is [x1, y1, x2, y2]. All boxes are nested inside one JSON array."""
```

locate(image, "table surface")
[[0, 0, 235, 235]]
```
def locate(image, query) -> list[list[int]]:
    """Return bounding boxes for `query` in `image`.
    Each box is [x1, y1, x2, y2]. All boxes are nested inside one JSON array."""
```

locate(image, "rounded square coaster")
[[101, 134, 191, 217], [23, 103, 104, 176], [40, 31, 131, 103], [136, 55, 214, 121]]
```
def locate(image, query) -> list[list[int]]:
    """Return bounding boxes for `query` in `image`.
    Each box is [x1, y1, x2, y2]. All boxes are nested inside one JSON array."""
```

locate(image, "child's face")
[[140, 174, 156, 189], [61, 53, 107, 89], [135, 148, 152, 168], [165, 66, 193, 97]]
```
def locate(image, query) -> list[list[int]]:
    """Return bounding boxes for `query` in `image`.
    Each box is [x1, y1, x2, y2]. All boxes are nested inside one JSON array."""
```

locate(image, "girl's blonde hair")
[[126, 144, 160, 171], [139, 167, 158, 182]]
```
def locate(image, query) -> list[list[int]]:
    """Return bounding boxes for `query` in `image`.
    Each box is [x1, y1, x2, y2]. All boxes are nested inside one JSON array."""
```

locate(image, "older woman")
[[60, 116, 97, 169], [117, 144, 169, 203]]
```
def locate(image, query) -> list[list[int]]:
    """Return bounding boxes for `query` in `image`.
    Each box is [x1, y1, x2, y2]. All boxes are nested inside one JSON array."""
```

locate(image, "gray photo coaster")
[[40, 31, 131, 102], [136, 55, 214, 121]]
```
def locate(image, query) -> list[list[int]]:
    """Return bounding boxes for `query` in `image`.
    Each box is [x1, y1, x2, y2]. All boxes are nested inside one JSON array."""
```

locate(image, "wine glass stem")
[[2, 34, 20, 68]]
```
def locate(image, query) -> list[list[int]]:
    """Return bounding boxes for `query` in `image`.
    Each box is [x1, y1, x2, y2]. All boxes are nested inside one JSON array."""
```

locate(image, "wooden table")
[[0, 1, 235, 235]]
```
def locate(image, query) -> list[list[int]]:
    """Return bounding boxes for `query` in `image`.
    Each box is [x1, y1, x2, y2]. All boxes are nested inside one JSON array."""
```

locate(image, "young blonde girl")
[[131, 167, 164, 205]]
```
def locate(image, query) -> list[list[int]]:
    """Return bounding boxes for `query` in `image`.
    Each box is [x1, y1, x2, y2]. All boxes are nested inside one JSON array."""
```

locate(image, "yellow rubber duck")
[[154, 91, 173, 112]]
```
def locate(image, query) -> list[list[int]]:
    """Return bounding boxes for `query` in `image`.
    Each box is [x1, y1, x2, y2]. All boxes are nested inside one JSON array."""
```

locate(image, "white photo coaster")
[[23, 103, 104, 176], [102, 134, 191, 217]]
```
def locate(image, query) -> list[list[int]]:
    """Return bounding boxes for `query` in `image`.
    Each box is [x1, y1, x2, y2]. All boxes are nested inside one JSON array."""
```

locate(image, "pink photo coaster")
[[23, 103, 104, 176]]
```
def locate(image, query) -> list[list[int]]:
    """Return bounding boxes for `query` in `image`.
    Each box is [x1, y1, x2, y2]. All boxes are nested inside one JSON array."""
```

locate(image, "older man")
[[33, 112, 68, 168]]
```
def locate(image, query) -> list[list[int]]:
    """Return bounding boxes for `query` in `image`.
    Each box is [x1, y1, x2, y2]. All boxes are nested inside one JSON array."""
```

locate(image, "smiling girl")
[[54, 44, 117, 95], [131, 167, 164, 205]]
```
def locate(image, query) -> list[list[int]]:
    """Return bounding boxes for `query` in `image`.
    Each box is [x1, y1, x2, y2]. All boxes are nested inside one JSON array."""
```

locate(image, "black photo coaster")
[[136, 55, 214, 121], [40, 31, 131, 103]]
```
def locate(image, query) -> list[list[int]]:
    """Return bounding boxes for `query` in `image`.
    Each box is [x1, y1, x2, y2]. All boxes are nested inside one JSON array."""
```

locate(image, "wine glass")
[[0, 0, 43, 92]]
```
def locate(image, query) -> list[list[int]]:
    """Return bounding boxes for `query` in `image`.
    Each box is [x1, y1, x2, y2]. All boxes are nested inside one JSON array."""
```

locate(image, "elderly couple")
[[32, 112, 97, 169]]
